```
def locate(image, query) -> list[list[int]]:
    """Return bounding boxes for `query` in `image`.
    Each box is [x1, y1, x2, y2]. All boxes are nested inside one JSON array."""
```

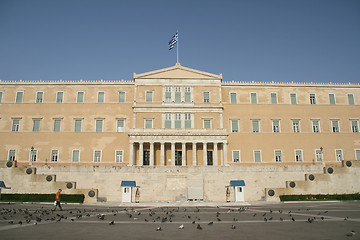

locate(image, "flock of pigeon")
[[0, 204, 356, 237]]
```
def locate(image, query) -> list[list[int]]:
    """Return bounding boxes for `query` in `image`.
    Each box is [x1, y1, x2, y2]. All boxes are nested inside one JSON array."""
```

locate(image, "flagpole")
[[176, 31, 179, 63]]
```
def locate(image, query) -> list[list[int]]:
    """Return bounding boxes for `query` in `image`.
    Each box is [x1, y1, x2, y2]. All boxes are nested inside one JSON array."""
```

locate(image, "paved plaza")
[[0, 201, 359, 240]]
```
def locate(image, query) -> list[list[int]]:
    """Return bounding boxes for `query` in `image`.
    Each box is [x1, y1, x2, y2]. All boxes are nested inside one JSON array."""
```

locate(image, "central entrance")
[[207, 151, 213, 166], [143, 150, 150, 165], [175, 151, 182, 166]]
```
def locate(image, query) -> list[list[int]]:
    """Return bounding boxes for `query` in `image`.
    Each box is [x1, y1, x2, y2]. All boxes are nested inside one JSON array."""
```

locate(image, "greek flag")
[[168, 32, 178, 50]]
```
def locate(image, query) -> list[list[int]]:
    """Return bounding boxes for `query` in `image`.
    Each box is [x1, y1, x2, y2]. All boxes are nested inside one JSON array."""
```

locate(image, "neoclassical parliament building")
[[0, 63, 359, 203]]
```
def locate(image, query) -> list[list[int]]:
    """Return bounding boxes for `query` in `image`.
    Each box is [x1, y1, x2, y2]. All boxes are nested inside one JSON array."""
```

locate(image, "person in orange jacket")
[[53, 189, 63, 211]]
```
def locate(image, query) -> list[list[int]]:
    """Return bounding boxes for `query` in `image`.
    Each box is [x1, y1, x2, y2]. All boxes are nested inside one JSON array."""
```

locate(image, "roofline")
[[133, 62, 222, 79]]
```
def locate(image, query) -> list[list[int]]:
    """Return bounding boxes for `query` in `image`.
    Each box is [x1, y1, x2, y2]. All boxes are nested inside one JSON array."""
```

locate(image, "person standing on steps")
[[53, 189, 63, 211]]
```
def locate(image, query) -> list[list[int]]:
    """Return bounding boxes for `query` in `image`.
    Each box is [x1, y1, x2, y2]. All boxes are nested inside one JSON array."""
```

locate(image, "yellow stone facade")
[[1, 63, 360, 167]]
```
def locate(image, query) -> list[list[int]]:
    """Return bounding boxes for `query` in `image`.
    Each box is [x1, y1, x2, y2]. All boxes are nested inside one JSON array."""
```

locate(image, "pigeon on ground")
[[156, 227, 162, 231], [231, 225, 236, 229], [208, 221, 214, 225], [179, 224, 184, 229], [307, 218, 314, 223], [197, 224, 202, 230], [346, 230, 355, 237], [109, 220, 114, 225]]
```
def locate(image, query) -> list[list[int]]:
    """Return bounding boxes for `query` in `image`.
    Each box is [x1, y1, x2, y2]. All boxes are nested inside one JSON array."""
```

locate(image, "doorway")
[[122, 187, 132, 203], [143, 150, 150, 165], [207, 151, 213, 166], [234, 186, 244, 202], [175, 151, 182, 166]]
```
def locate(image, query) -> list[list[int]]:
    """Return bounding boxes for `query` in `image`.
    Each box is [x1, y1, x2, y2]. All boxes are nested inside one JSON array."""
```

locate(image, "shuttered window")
[[230, 93, 237, 104], [254, 150, 261, 163], [118, 92, 125, 103], [97, 92, 104, 103], [53, 119, 61, 132], [74, 120, 82, 132], [95, 120, 103, 132], [32, 119, 40, 132], [250, 93, 257, 104], [271, 93, 277, 104]]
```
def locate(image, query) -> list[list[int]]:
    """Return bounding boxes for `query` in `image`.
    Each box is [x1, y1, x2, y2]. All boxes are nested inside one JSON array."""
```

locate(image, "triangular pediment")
[[133, 63, 222, 80]]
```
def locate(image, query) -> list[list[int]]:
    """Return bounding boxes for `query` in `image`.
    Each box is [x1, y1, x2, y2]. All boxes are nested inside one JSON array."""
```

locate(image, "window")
[[74, 119, 82, 132], [275, 150, 282, 162], [315, 149, 323, 162], [95, 119, 103, 132], [312, 120, 320, 133], [252, 120, 260, 133], [250, 92, 257, 104], [203, 119, 211, 129], [335, 149, 343, 162], [185, 87, 191, 103], [146, 90, 153, 103], [51, 150, 59, 162], [32, 119, 41, 132], [117, 119, 125, 132], [272, 120, 280, 133], [310, 94, 316, 104], [254, 150, 261, 163], [0, 91, 3, 103], [175, 87, 181, 103], [8, 150, 16, 161], [232, 150, 240, 163], [230, 93, 237, 104], [36, 91, 43, 103], [115, 150, 124, 163], [56, 91, 64, 103], [72, 150, 80, 162], [165, 87, 171, 102], [165, 114, 171, 128], [295, 150, 303, 162], [348, 94, 355, 105], [53, 119, 61, 132], [15, 91, 23, 103], [292, 120, 300, 133], [118, 91, 125, 103], [12, 119, 20, 132], [30, 148, 38, 162], [145, 119, 153, 129], [184, 113, 192, 129], [77, 91, 84, 103], [94, 150, 102, 163], [271, 93, 278, 104], [175, 113, 181, 128], [97, 91, 105, 103], [231, 120, 239, 133], [332, 120, 339, 133], [355, 150, 360, 160], [329, 94, 336, 105], [290, 93, 297, 104], [351, 120, 359, 133], [203, 91, 210, 103]]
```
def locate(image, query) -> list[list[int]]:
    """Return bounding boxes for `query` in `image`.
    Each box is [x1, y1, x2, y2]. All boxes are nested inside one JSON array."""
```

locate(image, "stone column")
[[150, 142, 154, 166], [192, 142, 197, 166], [214, 142, 218, 166], [171, 142, 175, 166], [160, 142, 165, 166], [222, 142, 227, 166], [129, 142, 134, 166], [203, 142, 207, 166], [139, 141, 143, 166], [182, 142, 186, 166]]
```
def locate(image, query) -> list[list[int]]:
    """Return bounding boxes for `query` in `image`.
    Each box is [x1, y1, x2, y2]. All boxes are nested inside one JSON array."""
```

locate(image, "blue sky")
[[0, 0, 359, 83]]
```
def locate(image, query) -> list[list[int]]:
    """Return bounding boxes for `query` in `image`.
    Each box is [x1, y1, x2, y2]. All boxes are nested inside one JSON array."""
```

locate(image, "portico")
[[128, 133, 228, 166]]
